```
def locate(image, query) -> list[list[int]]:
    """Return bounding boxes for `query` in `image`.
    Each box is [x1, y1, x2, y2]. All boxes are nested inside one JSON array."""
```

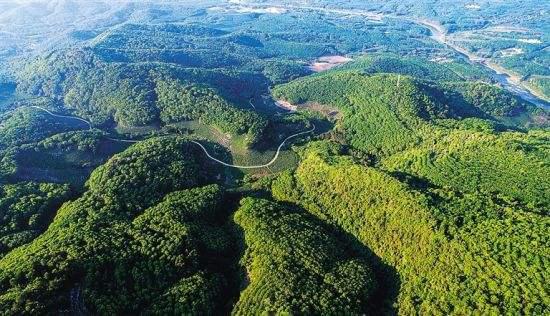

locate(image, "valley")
[[412, 18, 550, 107], [0, 1, 548, 315]]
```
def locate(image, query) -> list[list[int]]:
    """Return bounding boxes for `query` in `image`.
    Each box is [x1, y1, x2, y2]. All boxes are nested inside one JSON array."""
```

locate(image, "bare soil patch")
[[275, 100, 297, 111], [303, 102, 342, 120], [308, 55, 352, 72]]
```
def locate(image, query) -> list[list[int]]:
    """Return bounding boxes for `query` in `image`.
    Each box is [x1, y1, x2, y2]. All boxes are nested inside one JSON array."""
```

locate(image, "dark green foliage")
[[233, 197, 376, 315], [85, 137, 210, 211], [146, 272, 227, 315], [38, 130, 106, 153], [87, 185, 232, 315], [15, 49, 270, 145], [0, 182, 71, 256], [0, 130, 128, 187], [0, 137, 231, 315], [0, 107, 85, 150], [259, 59, 311, 84], [155, 78, 267, 146], [1, 4, 548, 315], [108, 80, 158, 127], [442, 81, 537, 117]]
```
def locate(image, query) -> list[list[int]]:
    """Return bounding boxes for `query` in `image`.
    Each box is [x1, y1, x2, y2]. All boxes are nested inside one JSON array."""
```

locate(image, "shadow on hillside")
[[277, 201, 402, 315], [228, 196, 401, 315], [218, 191, 248, 314]]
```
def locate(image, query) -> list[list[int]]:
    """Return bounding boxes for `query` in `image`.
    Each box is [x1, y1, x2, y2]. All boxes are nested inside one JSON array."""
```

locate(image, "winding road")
[[29, 106, 93, 130], [190, 124, 315, 169], [26, 106, 315, 169]]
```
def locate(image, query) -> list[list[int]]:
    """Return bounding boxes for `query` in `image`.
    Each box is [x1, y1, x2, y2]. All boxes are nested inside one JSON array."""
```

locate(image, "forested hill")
[[272, 66, 549, 210], [13, 49, 268, 147], [0, 1, 548, 315], [271, 141, 548, 314], [0, 138, 235, 314]]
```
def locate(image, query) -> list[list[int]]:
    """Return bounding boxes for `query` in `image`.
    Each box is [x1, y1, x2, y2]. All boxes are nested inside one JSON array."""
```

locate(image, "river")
[[242, 3, 549, 108], [413, 19, 549, 109]]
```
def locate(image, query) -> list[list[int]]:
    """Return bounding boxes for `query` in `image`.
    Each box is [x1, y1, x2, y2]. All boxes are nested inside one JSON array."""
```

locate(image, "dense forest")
[[0, 0, 548, 315], [271, 142, 548, 314]]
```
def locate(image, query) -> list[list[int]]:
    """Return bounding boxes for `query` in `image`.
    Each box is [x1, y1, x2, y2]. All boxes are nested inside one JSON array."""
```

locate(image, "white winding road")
[[29, 106, 93, 130], [26, 105, 315, 169], [190, 124, 315, 169]]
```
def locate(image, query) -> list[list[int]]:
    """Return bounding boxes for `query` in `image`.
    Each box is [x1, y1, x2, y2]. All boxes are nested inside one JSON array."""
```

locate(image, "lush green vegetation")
[[0, 182, 72, 257], [440, 81, 543, 118], [0, 2, 547, 315], [14, 50, 269, 144], [0, 107, 86, 150], [336, 54, 492, 82], [0, 130, 128, 187], [382, 129, 550, 212], [271, 143, 549, 315], [268, 59, 548, 314], [233, 197, 376, 315], [0, 137, 234, 314], [155, 78, 266, 146], [274, 72, 452, 156]]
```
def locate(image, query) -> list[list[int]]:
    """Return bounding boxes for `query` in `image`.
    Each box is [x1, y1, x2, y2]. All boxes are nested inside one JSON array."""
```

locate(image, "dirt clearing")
[[308, 55, 352, 72]]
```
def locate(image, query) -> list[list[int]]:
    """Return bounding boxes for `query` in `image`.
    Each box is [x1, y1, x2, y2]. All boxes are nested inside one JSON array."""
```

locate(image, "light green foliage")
[[382, 129, 550, 212], [274, 70, 548, 159], [0, 3, 548, 314], [272, 143, 549, 315], [233, 197, 376, 315], [528, 77, 550, 100], [335, 54, 465, 81], [273, 72, 444, 156]]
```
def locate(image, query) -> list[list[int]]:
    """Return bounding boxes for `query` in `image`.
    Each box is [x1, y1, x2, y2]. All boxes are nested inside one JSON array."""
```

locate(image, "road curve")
[[30, 106, 93, 130], [190, 124, 315, 169], [30, 106, 142, 143], [27, 105, 316, 169]]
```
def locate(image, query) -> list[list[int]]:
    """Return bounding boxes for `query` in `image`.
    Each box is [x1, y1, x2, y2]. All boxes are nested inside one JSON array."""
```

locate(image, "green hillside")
[[272, 143, 548, 315], [14, 50, 267, 145], [0, 182, 72, 257], [233, 197, 376, 315], [1, 56, 547, 315], [381, 129, 550, 211], [0, 2, 548, 314], [335, 53, 493, 82], [0, 137, 234, 314]]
